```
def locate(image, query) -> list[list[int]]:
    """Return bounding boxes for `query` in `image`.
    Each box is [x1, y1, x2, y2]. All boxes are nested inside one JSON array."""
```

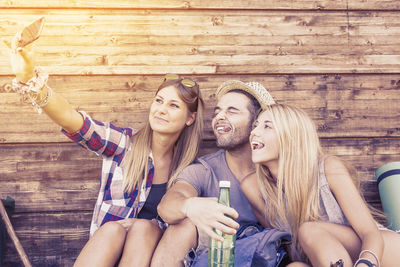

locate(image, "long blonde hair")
[[122, 78, 204, 193], [256, 104, 322, 260]]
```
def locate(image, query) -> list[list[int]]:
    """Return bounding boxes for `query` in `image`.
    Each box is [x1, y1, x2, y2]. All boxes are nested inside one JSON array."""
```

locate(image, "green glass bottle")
[[208, 181, 236, 267]]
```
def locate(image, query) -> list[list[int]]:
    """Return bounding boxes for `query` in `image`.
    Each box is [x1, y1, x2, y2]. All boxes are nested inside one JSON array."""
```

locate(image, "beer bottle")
[[208, 181, 235, 267]]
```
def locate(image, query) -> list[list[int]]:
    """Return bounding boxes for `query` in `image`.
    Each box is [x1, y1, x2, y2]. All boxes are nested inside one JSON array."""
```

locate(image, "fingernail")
[[17, 47, 23, 52]]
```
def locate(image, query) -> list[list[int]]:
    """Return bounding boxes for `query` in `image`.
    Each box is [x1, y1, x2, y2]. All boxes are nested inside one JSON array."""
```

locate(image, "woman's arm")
[[7, 35, 84, 134], [240, 172, 268, 228], [324, 155, 383, 265]]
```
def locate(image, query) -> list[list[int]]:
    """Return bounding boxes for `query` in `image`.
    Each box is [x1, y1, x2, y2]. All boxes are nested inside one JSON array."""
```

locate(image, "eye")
[[155, 98, 163, 104], [213, 109, 220, 118], [252, 121, 258, 129], [264, 123, 272, 129], [171, 103, 180, 108]]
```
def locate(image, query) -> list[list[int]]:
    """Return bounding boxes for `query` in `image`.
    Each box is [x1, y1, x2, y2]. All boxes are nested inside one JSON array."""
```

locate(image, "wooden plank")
[[3, 211, 91, 267], [0, 138, 398, 213], [1, 185, 385, 267], [1, 74, 400, 143], [1, 0, 399, 10], [1, 11, 400, 74]]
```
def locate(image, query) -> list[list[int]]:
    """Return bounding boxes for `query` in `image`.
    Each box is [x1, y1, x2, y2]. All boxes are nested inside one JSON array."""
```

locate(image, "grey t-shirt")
[[175, 149, 258, 227]]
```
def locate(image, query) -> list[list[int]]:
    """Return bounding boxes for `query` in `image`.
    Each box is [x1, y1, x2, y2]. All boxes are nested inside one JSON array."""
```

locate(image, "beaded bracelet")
[[28, 83, 52, 114], [11, 67, 52, 114], [11, 67, 48, 94]]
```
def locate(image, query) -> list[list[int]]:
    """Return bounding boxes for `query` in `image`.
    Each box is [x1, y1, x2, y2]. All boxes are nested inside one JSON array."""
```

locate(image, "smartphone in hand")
[[17, 17, 45, 48]]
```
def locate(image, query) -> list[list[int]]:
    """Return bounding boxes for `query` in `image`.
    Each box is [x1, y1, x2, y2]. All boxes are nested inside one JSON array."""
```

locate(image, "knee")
[[93, 221, 127, 244], [298, 221, 323, 248], [168, 218, 196, 242], [128, 219, 162, 237], [100, 221, 126, 236]]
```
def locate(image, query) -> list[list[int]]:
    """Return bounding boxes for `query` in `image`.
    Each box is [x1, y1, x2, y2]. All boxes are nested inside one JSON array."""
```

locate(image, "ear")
[[186, 112, 196, 126]]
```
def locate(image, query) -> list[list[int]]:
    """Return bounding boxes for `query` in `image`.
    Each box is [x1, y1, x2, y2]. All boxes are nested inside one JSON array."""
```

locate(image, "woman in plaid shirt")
[[8, 34, 204, 267]]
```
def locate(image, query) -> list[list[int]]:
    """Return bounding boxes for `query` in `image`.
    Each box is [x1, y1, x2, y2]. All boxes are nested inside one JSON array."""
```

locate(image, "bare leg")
[[298, 222, 360, 267], [151, 218, 197, 267], [118, 219, 163, 267], [287, 262, 310, 267], [74, 221, 127, 267], [380, 230, 400, 266], [298, 221, 400, 267]]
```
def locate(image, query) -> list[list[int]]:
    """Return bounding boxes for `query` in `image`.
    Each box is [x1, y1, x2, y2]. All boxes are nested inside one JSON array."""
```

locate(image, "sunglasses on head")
[[164, 73, 197, 89]]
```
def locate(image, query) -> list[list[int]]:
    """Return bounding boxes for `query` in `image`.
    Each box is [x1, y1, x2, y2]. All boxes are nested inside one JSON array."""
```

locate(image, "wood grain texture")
[[1, 74, 400, 143], [0, 138, 398, 214], [3, 211, 92, 267], [0, 0, 399, 10], [1, 10, 400, 74], [0, 2, 399, 266]]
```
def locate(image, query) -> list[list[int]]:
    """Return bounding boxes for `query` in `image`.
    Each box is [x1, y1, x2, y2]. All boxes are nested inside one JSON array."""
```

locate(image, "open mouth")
[[215, 124, 232, 133], [251, 140, 265, 150]]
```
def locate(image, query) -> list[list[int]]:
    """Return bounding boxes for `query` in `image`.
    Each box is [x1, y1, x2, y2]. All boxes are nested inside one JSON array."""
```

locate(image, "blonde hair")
[[255, 104, 322, 260], [122, 78, 204, 193], [257, 103, 386, 260]]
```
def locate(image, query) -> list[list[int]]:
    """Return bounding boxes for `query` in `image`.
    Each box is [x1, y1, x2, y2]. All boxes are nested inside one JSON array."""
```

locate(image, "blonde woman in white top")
[[242, 103, 400, 266]]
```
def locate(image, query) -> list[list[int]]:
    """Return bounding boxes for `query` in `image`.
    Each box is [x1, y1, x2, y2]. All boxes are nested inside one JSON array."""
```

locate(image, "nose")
[[214, 109, 226, 120], [157, 103, 168, 114], [250, 125, 260, 139]]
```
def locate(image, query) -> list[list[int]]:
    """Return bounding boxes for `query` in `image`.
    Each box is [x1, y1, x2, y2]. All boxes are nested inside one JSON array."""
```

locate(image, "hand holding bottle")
[[183, 196, 239, 242]]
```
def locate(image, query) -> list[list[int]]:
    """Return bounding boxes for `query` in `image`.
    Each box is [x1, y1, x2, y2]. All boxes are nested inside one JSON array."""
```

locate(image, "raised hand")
[[3, 17, 44, 83], [4, 34, 36, 83]]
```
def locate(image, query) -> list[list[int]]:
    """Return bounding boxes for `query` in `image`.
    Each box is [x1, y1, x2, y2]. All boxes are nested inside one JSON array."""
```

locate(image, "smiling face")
[[250, 110, 280, 167], [149, 85, 195, 135], [211, 92, 253, 150]]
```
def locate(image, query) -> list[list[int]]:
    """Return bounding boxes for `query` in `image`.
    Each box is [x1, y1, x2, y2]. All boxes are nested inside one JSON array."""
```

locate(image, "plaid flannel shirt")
[[62, 111, 155, 236]]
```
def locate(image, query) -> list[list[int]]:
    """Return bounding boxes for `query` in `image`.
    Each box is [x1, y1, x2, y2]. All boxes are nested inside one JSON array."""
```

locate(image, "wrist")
[[18, 71, 35, 84], [183, 197, 194, 218]]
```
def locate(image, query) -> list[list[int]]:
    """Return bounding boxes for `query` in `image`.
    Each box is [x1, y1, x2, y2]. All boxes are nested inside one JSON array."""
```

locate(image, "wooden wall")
[[1, 1, 400, 266]]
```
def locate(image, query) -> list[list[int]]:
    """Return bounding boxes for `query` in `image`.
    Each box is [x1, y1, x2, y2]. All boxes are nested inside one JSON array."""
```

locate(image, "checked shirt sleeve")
[[61, 111, 134, 158]]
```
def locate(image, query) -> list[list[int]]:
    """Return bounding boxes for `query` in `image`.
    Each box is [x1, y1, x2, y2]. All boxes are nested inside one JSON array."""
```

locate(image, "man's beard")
[[215, 128, 251, 151]]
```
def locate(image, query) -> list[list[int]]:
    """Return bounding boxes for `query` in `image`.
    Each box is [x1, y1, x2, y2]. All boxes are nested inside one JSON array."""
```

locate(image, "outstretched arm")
[[158, 180, 239, 242], [5, 33, 83, 134]]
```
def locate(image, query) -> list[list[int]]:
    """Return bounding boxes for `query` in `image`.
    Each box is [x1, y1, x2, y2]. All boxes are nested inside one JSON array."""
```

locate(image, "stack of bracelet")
[[11, 67, 52, 114], [354, 250, 380, 267]]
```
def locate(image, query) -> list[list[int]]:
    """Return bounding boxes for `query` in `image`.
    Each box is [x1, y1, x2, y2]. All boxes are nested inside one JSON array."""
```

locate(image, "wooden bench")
[[1, 1, 400, 266]]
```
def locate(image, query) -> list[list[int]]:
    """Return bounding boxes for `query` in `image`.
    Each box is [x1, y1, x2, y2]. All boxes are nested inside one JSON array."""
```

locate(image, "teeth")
[[215, 125, 231, 132], [251, 141, 264, 150]]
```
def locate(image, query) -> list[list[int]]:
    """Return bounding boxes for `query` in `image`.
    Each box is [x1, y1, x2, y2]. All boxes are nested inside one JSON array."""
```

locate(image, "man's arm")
[[158, 180, 240, 242]]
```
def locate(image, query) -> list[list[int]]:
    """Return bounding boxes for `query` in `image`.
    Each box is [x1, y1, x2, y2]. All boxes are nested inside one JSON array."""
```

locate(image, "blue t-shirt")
[[175, 150, 258, 251]]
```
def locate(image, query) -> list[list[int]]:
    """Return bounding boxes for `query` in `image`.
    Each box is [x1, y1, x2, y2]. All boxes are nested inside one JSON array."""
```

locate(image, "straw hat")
[[215, 80, 275, 109]]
